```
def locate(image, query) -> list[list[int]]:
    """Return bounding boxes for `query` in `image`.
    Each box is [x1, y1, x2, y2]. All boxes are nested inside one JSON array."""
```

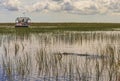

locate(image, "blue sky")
[[0, 0, 120, 23]]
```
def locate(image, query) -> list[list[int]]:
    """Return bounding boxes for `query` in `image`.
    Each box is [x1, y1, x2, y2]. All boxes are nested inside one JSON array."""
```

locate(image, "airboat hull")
[[15, 26, 29, 27]]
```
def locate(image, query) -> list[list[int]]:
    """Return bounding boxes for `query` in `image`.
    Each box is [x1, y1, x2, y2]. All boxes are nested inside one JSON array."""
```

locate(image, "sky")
[[0, 0, 120, 23]]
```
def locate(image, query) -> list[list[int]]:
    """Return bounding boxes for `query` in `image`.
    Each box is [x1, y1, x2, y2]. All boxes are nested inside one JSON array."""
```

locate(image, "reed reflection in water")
[[0, 31, 120, 81]]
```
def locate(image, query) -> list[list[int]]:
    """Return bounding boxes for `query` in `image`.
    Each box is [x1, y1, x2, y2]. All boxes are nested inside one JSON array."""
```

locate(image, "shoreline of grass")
[[0, 23, 120, 33], [0, 23, 120, 27]]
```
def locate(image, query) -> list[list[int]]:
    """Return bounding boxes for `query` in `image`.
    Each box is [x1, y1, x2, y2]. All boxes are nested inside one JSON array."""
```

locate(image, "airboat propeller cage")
[[15, 17, 31, 27]]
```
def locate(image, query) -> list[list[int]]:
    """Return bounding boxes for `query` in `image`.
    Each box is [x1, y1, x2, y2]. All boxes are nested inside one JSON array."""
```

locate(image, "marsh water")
[[0, 31, 120, 81]]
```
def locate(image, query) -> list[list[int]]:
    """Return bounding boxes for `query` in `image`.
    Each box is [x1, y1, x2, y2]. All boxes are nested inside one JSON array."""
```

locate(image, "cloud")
[[25, 1, 47, 12], [24, 0, 62, 12], [1, 0, 120, 15], [1, 0, 21, 11]]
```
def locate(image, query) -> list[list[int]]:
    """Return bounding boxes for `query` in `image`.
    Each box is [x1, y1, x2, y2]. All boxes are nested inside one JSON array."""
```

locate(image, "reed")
[[1, 31, 120, 81]]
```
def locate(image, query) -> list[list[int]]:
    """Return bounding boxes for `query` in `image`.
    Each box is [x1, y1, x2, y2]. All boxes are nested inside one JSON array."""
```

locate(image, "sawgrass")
[[1, 29, 120, 81], [0, 23, 120, 33]]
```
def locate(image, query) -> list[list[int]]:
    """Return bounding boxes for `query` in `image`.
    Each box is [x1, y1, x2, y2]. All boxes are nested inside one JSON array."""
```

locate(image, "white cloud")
[[25, 0, 61, 12], [25, 1, 47, 12], [47, 1, 61, 11], [1, 0, 120, 15], [1, 0, 21, 11]]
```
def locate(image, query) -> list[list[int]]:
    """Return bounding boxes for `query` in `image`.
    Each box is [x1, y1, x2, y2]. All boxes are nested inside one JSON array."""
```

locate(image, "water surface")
[[0, 31, 120, 81]]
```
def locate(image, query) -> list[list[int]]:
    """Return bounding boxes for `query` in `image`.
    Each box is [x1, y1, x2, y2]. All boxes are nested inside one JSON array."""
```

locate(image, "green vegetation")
[[0, 23, 120, 33]]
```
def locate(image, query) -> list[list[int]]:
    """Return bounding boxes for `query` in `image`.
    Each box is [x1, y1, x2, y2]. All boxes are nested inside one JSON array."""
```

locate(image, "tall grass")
[[2, 44, 120, 81], [1, 31, 120, 81]]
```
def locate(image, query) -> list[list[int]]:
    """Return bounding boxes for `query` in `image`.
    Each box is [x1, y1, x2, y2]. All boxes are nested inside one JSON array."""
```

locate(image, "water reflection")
[[0, 31, 120, 81]]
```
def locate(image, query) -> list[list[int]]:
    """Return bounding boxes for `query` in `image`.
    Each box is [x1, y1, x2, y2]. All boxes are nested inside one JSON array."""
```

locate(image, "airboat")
[[15, 17, 31, 27]]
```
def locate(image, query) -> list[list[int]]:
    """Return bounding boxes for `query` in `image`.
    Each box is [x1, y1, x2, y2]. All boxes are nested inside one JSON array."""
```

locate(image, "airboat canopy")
[[15, 17, 31, 27]]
